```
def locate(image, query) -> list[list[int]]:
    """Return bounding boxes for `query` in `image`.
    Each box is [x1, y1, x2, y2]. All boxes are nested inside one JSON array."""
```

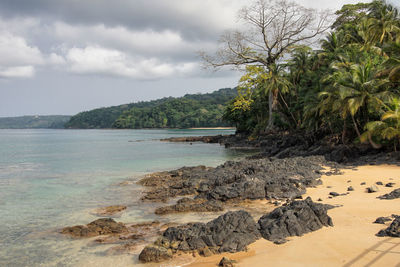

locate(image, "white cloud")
[[0, 66, 34, 78], [64, 46, 197, 79]]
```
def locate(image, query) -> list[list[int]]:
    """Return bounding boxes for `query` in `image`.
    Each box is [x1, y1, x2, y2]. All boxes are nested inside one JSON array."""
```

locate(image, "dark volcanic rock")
[[61, 218, 128, 238], [139, 210, 261, 262], [347, 186, 354, 191], [373, 217, 392, 224], [329, 192, 339, 197], [154, 198, 223, 215], [258, 197, 333, 243], [378, 188, 400, 199], [139, 156, 331, 203], [386, 183, 396, 187], [376, 181, 383, 185], [376, 216, 400, 237], [138, 245, 172, 262]]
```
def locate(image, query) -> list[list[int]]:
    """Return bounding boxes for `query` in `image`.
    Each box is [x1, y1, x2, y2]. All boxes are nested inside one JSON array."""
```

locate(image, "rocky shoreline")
[[60, 132, 400, 265]]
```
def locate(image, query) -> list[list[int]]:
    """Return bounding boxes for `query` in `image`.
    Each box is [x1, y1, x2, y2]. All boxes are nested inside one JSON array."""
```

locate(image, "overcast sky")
[[0, 0, 389, 116]]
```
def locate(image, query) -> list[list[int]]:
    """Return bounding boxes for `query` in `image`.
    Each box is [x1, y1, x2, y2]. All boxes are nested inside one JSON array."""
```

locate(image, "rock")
[[361, 182, 366, 185], [138, 245, 172, 262], [329, 192, 339, 197], [138, 210, 261, 262], [317, 198, 323, 201], [61, 218, 128, 238], [93, 205, 127, 216], [376, 181, 383, 185], [377, 188, 400, 199], [373, 217, 392, 224], [347, 186, 354, 191], [367, 185, 379, 193], [386, 183, 396, 187], [347, 180, 351, 183], [376, 216, 400, 237], [258, 197, 333, 243], [155, 198, 223, 215], [219, 257, 236, 267]]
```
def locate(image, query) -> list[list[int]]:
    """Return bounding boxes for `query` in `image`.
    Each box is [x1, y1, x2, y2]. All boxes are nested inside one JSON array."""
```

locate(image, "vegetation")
[[0, 115, 71, 129], [215, 0, 400, 150], [65, 88, 237, 129]]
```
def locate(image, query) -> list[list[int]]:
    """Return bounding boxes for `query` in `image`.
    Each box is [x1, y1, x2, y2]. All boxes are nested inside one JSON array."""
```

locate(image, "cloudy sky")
[[0, 0, 387, 116]]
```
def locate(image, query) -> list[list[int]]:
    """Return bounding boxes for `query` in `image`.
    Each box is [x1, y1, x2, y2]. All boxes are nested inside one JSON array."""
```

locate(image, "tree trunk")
[[351, 114, 361, 140], [368, 132, 382, 149], [266, 89, 274, 131], [342, 119, 347, 144]]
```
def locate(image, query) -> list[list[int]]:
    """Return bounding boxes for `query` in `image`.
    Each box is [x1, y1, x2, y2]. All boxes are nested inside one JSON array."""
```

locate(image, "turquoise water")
[[0, 129, 247, 267]]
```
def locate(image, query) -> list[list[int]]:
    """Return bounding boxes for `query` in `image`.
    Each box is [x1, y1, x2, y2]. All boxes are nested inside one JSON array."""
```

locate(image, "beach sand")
[[186, 164, 400, 267]]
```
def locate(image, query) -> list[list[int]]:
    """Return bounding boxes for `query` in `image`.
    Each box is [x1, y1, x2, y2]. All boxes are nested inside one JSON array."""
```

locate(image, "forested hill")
[[65, 88, 237, 129], [0, 115, 71, 129]]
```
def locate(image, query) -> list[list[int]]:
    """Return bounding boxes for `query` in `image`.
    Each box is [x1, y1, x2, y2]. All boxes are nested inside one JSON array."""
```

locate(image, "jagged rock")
[[138, 245, 172, 262], [219, 257, 236, 267], [386, 183, 396, 187], [139, 210, 261, 262], [155, 198, 223, 215], [347, 186, 354, 191], [93, 205, 127, 216], [376, 216, 400, 237], [258, 197, 333, 243], [61, 218, 128, 237], [329, 192, 339, 197], [373, 217, 392, 224], [367, 185, 379, 193], [378, 188, 400, 199]]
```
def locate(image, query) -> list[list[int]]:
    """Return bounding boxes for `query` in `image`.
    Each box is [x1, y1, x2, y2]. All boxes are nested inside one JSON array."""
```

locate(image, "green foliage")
[[66, 88, 237, 129], [0, 115, 71, 129], [224, 0, 400, 150]]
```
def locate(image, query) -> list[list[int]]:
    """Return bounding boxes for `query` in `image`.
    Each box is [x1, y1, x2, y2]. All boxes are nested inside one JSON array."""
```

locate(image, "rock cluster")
[[139, 198, 333, 262], [140, 156, 330, 204], [258, 197, 334, 244], [377, 188, 400, 199], [376, 216, 400, 237], [139, 210, 260, 262], [61, 218, 128, 238]]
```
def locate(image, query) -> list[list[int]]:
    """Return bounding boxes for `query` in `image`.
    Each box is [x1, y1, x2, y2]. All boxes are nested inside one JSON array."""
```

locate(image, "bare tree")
[[201, 0, 331, 130]]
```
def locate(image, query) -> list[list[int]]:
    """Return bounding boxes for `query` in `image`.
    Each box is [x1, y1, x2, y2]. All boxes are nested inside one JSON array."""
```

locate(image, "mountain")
[[65, 88, 237, 129], [0, 115, 71, 129]]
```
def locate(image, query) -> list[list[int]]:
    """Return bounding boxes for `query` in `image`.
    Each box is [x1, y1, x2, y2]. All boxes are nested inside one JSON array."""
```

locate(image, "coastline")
[[185, 164, 400, 266]]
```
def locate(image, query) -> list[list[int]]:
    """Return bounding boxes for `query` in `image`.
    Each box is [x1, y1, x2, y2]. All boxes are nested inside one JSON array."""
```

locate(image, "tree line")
[[211, 0, 400, 150]]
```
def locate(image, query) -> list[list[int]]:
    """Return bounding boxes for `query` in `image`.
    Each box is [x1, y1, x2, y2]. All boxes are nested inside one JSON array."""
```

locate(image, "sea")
[[0, 129, 249, 266]]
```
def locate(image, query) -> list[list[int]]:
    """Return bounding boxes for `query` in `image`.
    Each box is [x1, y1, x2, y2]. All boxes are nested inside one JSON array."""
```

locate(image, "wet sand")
[[186, 164, 400, 267]]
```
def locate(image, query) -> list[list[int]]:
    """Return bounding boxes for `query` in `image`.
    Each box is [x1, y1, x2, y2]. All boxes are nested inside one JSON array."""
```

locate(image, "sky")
[[0, 0, 391, 117]]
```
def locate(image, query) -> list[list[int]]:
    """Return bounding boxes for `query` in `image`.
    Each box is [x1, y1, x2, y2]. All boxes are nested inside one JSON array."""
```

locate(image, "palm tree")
[[362, 98, 400, 151]]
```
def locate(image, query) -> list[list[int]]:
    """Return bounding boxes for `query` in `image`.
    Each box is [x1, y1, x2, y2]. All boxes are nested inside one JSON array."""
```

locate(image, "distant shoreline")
[[188, 127, 235, 130]]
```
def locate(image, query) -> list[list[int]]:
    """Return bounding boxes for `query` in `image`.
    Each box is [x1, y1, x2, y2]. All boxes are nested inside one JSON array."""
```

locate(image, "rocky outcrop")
[[61, 218, 128, 238], [139, 156, 331, 203], [219, 257, 236, 267], [155, 198, 223, 215], [258, 197, 333, 244], [373, 217, 392, 224], [377, 188, 400, 199], [138, 210, 260, 262], [376, 216, 400, 237]]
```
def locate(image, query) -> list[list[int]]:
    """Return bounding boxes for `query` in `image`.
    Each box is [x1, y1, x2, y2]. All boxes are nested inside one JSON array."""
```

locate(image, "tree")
[[201, 0, 330, 130]]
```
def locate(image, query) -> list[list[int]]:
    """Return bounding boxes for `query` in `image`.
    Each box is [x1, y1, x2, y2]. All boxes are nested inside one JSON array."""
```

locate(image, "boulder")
[[347, 186, 354, 191], [377, 188, 400, 199], [258, 197, 333, 243], [386, 183, 396, 187], [329, 192, 339, 197], [376, 216, 400, 237], [219, 257, 236, 267], [373, 217, 392, 224], [367, 185, 379, 193], [138, 245, 172, 262], [61, 218, 128, 238]]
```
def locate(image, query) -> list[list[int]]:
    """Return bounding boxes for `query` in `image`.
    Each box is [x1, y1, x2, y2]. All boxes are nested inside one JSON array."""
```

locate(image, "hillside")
[[65, 88, 237, 129], [0, 115, 71, 129]]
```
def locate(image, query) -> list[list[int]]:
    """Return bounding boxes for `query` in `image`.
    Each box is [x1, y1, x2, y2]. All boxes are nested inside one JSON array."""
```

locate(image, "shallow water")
[[0, 129, 249, 266]]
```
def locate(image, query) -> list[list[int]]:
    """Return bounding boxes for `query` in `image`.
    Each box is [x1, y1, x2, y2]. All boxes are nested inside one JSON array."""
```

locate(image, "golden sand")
[[186, 164, 400, 267]]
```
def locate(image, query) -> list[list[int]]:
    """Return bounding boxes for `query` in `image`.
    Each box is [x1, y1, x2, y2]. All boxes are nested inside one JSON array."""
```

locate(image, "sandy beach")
[[186, 164, 400, 267]]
